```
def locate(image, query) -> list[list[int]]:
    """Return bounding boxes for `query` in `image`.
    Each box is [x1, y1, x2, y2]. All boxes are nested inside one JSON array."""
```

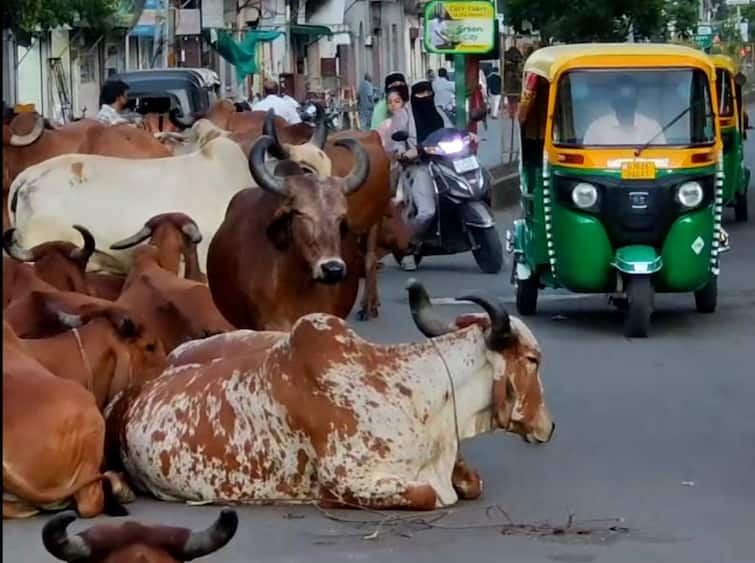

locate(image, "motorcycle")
[[391, 120, 503, 274], [301, 100, 341, 131]]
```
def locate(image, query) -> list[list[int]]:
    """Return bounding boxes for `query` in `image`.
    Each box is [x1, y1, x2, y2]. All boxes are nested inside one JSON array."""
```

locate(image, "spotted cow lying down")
[[107, 279, 554, 510]]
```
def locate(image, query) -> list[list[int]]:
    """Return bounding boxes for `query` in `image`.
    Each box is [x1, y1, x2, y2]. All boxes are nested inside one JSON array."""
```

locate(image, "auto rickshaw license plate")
[[621, 161, 657, 180]]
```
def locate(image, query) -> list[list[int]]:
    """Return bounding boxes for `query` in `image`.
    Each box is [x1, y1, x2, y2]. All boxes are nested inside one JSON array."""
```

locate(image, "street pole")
[[454, 53, 466, 128]]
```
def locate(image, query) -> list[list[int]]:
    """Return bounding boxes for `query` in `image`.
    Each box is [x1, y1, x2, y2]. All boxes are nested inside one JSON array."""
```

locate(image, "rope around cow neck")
[[427, 337, 462, 453], [71, 328, 94, 396]]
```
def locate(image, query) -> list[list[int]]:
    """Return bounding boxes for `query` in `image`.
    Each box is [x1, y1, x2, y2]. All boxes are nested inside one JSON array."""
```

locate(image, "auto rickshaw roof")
[[523, 43, 715, 81], [709, 54, 738, 74]]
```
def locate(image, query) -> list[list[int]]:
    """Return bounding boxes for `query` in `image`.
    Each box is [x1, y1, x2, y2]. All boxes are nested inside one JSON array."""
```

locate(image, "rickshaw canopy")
[[524, 43, 717, 82]]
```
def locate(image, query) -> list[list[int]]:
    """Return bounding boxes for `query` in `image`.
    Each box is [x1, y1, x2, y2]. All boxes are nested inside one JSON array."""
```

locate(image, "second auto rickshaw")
[[507, 43, 729, 337]]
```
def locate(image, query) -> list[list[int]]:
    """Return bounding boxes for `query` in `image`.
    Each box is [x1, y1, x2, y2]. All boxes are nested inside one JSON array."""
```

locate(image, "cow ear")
[[266, 207, 293, 251]]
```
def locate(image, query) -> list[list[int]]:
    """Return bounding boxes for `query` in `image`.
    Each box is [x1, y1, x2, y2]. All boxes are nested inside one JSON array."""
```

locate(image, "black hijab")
[[385, 72, 409, 101], [410, 81, 444, 144]]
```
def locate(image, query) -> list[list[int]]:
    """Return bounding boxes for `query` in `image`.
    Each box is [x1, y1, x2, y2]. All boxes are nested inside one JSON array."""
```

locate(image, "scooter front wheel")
[[470, 226, 504, 274]]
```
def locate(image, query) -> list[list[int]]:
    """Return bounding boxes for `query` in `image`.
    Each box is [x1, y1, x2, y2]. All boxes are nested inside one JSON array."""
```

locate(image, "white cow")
[[8, 133, 333, 275], [105, 280, 554, 509]]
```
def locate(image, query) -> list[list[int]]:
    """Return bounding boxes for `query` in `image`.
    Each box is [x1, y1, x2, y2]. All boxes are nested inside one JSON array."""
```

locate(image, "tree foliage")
[[505, 0, 668, 43], [664, 1, 699, 40], [2, 0, 120, 34]]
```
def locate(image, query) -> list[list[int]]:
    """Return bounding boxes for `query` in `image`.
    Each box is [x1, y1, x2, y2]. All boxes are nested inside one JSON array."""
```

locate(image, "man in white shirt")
[[583, 80, 665, 145], [433, 68, 455, 110], [96, 80, 130, 125], [251, 80, 302, 124], [429, 15, 451, 49]]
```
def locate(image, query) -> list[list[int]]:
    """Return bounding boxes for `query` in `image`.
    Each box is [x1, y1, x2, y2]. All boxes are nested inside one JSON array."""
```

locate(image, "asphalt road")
[[4, 135, 754, 563]]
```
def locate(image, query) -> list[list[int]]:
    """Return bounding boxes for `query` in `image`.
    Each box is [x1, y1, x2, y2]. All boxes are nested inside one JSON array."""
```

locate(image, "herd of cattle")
[[2, 101, 555, 561]]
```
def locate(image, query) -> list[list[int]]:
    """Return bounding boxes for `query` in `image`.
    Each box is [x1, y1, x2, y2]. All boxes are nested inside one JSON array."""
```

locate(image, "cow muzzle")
[[315, 258, 347, 284]]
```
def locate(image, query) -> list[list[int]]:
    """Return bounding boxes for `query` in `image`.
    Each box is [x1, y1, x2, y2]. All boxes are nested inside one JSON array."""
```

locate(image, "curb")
[[489, 162, 520, 210]]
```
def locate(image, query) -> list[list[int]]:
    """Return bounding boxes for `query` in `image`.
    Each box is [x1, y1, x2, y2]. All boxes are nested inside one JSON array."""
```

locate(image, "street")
[[4, 132, 754, 563]]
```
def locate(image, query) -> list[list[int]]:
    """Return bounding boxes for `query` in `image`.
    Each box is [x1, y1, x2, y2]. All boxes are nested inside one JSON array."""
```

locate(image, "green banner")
[[423, 1, 496, 55]]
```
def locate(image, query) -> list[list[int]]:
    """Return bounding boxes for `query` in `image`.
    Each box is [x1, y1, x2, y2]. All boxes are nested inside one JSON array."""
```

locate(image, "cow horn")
[[2, 228, 36, 262], [335, 138, 370, 195], [262, 109, 290, 160], [248, 135, 288, 196], [69, 225, 96, 263], [181, 221, 203, 244], [406, 278, 453, 338], [178, 508, 239, 560], [168, 107, 198, 130], [41, 511, 92, 562], [9, 114, 44, 146], [311, 116, 328, 149], [109, 225, 153, 250], [456, 291, 513, 350]]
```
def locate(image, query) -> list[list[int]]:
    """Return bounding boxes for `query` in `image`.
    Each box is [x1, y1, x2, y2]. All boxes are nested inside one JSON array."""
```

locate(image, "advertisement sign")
[[423, 1, 496, 55]]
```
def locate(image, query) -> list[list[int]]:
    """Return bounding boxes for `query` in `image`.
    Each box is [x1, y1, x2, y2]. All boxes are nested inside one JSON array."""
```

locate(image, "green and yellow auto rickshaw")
[[507, 43, 729, 337], [710, 54, 749, 221]]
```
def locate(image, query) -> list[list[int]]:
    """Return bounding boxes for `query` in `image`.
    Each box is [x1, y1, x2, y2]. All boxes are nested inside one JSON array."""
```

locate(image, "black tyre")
[[470, 226, 504, 274], [624, 275, 653, 338], [694, 276, 717, 314], [734, 191, 748, 222], [515, 271, 539, 316]]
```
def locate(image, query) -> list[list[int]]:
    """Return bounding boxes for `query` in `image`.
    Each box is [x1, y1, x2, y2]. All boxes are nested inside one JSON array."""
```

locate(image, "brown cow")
[[115, 243, 234, 351], [12, 290, 167, 410], [3, 321, 131, 519], [2, 113, 172, 229], [42, 508, 238, 562], [3, 225, 124, 302], [108, 279, 554, 509], [207, 134, 369, 330]]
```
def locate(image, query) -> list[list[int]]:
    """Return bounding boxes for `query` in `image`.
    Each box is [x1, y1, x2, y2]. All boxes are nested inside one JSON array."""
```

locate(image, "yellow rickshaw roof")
[[524, 43, 715, 81], [709, 54, 738, 74]]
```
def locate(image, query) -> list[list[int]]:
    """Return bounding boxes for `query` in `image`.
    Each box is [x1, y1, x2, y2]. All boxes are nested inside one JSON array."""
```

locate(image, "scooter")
[[391, 123, 503, 274]]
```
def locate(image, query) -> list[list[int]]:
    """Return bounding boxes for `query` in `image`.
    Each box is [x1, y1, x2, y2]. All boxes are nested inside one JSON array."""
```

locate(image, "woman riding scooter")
[[396, 80, 453, 270]]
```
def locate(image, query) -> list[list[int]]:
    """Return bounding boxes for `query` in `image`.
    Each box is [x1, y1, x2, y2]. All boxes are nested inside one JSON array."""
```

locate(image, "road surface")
[[4, 127, 754, 563]]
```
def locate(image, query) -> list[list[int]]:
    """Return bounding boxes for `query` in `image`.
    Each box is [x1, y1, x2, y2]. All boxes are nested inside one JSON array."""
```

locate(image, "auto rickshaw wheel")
[[694, 276, 717, 314], [624, 275, 653, 338], [515, 272, 539, 316], [734, 191, 748, 222]]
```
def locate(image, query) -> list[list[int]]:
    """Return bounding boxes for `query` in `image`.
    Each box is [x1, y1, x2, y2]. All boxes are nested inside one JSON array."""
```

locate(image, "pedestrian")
[[370, 72, 410, 130], [433, 68, 455, 115], [251, 80, 302, 124], [487, 67, 502, 119], [426, 68, 436, 82], [96, 80, 130, 125], [357, 73, 376, 130]]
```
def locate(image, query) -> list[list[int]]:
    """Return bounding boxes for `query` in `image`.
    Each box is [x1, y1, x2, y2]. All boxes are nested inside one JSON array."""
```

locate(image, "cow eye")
[[340, 220, 350, 236], [526, 355, 540, 367], [145, 343, 156, 353]]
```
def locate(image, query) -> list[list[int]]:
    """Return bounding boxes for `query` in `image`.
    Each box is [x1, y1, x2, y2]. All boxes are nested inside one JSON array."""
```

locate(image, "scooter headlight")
[[571, 182, 598, 208], [677, 181, 703, 208]]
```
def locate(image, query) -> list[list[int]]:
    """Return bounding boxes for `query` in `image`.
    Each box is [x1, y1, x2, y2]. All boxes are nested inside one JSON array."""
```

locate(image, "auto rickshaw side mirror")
[[392, 130, 409, 142], [469, 108, 486, 122], [735, 72, 747, 87]]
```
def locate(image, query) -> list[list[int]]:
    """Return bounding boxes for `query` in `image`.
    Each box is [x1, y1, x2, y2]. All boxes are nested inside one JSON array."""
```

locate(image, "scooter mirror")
[[392, 130, 410, 142]]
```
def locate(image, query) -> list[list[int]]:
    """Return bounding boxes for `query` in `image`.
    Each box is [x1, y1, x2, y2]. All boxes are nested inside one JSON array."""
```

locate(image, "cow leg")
[[320, 478, 440, 511], [103, 470, 136, 504], [451, 456, 483, 500], [357, 225, 380, 321]]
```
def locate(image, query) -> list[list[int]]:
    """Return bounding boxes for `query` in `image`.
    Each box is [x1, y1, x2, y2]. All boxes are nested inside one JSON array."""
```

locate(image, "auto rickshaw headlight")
[[677, 181, 703, 208], [571, 182, 598, 208]]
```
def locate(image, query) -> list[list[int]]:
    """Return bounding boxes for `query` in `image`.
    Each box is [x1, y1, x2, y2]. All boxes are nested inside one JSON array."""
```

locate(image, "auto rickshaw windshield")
[[552, 68, 716, 148]]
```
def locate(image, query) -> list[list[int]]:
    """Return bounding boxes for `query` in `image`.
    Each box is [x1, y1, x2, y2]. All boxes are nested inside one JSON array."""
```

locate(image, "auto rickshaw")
[[507, 43, 729, 337], [710, 54, 749, 221]]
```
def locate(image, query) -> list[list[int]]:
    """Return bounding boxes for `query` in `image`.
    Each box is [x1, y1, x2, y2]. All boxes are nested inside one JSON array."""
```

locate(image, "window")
[[715, 68, 734, 117], [79, 54, 96, 83], [553, 68, 715, 148]]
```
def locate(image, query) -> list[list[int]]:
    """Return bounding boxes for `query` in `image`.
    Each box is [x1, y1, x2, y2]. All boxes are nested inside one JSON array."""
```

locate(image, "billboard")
[[423, 1, 496, 55]]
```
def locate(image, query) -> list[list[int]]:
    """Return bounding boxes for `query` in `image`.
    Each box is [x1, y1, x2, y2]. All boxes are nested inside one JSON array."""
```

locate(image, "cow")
[[207, 134, 370, 330], [8, 131, 334, 275], [3, 321, 132, 519], [42, 508, 238, 562], [106, 279, 554, 510], [3, 225, 124, 303], [7, 288, 167, 410], [2, 113, 172, 230]]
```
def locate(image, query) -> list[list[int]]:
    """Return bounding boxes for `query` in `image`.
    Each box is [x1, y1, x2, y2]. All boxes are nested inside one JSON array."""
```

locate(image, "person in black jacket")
[[487, 67, 502, 119]]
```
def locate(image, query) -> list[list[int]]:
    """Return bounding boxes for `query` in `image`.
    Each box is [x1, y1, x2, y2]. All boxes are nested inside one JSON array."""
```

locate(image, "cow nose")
[[317, 259, 346, 284]]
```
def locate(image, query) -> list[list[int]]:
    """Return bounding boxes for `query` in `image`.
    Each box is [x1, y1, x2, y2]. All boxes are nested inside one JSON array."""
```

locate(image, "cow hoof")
[[357, 305, 380, 321], [452, 463, 483, 500], [103, 471, 136, 504]]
